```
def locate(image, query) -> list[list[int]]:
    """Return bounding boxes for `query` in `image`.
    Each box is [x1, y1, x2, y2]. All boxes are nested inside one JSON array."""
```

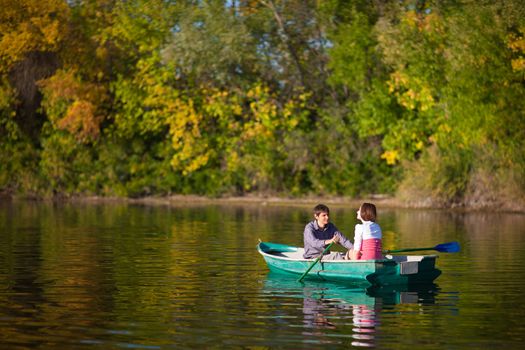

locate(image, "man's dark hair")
[[314, 204, 330, 216]]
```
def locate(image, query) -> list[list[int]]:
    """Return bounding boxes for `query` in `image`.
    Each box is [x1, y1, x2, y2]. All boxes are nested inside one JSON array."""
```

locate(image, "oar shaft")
[[298, 242, 334, 282], [384, 247, 434, 254], [384, 241, 460, 254]]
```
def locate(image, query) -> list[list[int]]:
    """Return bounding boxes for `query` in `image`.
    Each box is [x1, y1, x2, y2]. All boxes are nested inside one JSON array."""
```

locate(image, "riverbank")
[[54, 194, 396, 210], [3, 192, 524, 213]]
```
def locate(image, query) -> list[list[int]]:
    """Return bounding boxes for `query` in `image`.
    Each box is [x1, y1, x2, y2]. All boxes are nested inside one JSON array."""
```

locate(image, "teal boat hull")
[[257, 242, 441, 287]]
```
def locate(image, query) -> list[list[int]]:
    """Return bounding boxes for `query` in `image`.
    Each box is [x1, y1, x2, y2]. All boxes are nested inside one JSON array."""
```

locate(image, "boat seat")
[[278, 250, 306, 260], [385, 255, 427, 262], [269, 251, 288, 257]]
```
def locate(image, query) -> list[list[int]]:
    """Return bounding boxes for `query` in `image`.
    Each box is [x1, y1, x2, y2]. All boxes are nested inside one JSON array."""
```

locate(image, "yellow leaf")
[[381, 150, 399, 165]]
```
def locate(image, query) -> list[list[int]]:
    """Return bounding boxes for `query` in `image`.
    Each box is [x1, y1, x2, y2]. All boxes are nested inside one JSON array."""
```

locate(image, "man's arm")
[[303, 223, 331, 259], [334, 227, 354, 250]]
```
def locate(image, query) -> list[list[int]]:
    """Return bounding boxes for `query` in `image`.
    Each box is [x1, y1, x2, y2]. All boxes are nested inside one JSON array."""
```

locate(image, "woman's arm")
[[353, 224, 363, 252]]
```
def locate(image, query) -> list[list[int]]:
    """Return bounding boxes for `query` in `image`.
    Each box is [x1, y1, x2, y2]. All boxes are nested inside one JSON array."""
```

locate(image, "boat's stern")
[[368, 255, 442, 286]]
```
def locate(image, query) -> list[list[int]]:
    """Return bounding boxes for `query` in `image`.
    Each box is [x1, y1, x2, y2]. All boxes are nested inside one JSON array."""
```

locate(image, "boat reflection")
[[262, 272, 438, 347]]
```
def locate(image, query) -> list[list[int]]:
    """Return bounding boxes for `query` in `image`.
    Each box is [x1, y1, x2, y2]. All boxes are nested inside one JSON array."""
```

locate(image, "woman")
[[348, 203, 383, 260]]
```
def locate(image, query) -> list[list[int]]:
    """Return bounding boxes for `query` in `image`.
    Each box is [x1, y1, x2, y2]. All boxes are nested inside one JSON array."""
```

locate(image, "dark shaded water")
[[1, 200, 524, 349]]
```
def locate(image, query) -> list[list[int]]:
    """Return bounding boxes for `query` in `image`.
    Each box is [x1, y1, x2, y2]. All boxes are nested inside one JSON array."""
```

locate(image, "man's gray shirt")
[[303, 220, 354, 259]]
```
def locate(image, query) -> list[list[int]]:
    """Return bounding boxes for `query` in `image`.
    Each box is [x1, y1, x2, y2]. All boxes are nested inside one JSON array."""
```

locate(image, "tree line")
[[1, 0, 524, 209]]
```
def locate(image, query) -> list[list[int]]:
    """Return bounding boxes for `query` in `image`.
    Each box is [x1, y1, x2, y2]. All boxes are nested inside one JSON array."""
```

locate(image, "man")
[[303, 204, 354, 260]]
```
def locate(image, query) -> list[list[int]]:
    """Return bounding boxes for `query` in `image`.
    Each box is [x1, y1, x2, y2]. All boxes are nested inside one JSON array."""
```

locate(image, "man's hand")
[[325, 235, 340, 245]]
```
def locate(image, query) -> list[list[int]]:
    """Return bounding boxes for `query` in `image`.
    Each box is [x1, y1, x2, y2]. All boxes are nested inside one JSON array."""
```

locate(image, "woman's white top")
[[353, 221, 382, 251]]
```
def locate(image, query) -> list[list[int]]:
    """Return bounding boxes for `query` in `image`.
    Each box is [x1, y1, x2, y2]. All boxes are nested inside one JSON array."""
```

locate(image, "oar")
[[383, 241, 460, 254], [298, 242, 334, 283]]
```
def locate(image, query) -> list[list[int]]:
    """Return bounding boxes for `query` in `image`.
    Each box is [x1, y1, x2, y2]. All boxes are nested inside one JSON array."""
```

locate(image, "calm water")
[[1, 200, 525, 349]]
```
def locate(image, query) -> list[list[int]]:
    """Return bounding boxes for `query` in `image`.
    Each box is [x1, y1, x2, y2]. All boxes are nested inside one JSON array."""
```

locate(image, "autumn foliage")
[[0, 0, 524, 210]]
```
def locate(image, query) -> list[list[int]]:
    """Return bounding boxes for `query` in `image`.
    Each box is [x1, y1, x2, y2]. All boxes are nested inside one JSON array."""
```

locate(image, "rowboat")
[[257, 242, 442, 287]]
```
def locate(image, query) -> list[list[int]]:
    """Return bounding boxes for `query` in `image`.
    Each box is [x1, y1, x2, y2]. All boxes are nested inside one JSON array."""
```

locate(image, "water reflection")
[[301, 288, 379, 347], [1, 201, 523, 348], [262, 272, 438, 347]]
